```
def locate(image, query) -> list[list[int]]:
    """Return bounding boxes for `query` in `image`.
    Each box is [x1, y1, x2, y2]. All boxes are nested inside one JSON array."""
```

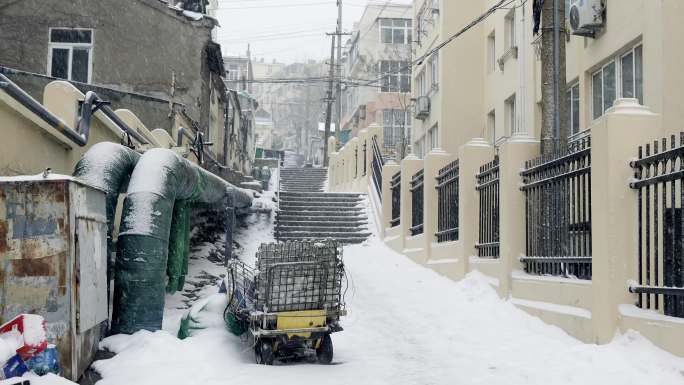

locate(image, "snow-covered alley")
[[85, 193, 684, 385]]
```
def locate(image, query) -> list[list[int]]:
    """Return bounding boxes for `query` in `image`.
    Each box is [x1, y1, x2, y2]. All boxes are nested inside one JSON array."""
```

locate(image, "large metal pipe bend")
[[111, 148, 252, 334], [73, 142, 141, 279]]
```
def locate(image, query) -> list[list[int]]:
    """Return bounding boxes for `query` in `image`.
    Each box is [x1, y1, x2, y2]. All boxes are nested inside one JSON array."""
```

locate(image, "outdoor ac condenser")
[[0, 175, 108, 381], [568, 0, 604, 37]]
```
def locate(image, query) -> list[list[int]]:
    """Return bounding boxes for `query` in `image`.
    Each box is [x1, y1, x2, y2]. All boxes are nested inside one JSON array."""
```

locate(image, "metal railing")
[[520, 136, 592, 279], [371, 135, 384, 201], [436, 159, 459, 243], [363, 140, 368, 176], [629, 134, 684, 318], [390, 171, 401, 227], [354, 145, 359, 179], [410, 169, 425, 236], [476, 156, 500, 258]]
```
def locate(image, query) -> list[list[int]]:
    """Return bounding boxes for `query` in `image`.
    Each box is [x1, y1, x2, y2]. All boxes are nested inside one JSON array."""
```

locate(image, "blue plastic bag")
[[1, 354, 28, 379], [25, 345, 60, 376]]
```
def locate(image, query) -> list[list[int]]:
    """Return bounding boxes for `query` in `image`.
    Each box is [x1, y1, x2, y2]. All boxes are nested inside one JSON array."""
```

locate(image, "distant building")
[[341, 3, 413, 157]]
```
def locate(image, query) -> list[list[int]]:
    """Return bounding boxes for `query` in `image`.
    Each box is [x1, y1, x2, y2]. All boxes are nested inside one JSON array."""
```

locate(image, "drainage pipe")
[[73, 142, 141, 284], [111, 148, 252, 334]]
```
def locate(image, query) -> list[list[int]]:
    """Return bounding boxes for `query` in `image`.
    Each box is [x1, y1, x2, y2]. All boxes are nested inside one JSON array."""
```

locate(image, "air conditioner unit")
[[569, 0, 605, 37], [414, 96, 430, 120]]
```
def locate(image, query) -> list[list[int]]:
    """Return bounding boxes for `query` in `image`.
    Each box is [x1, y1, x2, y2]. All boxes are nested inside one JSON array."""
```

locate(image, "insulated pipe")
[[111, 148, 252, 334], [0, 73, 88, 145], [73, 142, 141, 283]]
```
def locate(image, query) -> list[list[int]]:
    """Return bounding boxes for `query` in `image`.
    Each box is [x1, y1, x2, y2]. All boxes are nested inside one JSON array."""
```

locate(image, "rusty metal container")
[[0, 175, 108, 381]]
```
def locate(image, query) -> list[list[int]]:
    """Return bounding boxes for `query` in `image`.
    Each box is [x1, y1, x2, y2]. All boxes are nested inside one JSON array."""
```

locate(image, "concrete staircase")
[[276, 167, 371, 244]]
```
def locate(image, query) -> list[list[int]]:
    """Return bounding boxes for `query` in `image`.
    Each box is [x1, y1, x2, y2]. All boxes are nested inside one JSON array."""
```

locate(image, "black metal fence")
[[371, 135, 384, 200], [363, 140, 368, 176], [629, 134, 684, 318], [410, 169, 425, 236], [436, 160, 459, 243], [390, 171, 401, 227], [520, 137, 592, 279], [476, 156, 500, 258], [354, 146, 358, 178]]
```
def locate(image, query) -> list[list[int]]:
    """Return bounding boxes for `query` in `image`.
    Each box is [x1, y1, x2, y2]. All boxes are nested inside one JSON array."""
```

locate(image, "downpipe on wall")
[[111, 148, 252, 334]]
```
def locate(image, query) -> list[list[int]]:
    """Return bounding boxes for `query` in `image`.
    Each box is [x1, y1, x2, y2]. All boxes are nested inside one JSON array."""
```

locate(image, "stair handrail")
[[370, 135, 385, 200]]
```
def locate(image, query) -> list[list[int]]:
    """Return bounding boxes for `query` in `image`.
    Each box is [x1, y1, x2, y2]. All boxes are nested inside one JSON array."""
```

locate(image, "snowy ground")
[[88, 190, 684, 385], [8, 175, 684, 385]]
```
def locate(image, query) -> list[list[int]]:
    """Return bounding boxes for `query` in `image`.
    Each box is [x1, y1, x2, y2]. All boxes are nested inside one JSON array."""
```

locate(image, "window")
[[383, 109, 411, 149], [380, 18, 412, 45], [592, 44, 643, 119], [48, 28, 93, 83], [429, 53, 439, 90], [487, 110, 496, 144], [428, 124, 439, 150], [505, 94, 516, 136], [567, 82, 580, 136], [380, 60, 411, 93], [487, 31, 496, 73], [505, 9, 516, 50]]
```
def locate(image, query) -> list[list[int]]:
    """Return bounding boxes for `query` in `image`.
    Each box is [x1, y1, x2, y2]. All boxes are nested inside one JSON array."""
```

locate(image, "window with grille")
[[379, 60, 411, 93], [48, 28, 93, 83]]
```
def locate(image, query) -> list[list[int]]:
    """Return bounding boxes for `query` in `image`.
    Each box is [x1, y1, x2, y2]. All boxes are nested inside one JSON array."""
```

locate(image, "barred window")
[[379, 60, 411, 93]]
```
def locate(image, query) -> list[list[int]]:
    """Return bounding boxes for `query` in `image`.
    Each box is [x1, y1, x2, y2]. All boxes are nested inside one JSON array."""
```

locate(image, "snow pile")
[[92, 232, 684, 385], [0, 332, 19, 363], [21, 315, 47, 347], [0, 373, 77, 385]]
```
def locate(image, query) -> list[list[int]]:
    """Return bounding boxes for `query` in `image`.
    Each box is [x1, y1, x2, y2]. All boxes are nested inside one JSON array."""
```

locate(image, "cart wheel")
[[255, 340, 275, 365], [316, 334, 333, 364]]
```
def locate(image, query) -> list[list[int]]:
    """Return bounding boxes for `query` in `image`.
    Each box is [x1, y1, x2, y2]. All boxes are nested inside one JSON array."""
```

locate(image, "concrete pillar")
[[400, 154, 424, 248], [381, 161, 401, 237], [498, 136, 539, 295], [421, 149, 455, 262], [591, 99, 661, 343], [457, 139, 495, 269]]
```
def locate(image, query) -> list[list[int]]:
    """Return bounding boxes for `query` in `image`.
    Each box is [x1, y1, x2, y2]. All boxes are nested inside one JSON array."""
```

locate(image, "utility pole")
[[335, 0, 343, 142], [323, 35, 336, 167], [540, 0, 568, 154]]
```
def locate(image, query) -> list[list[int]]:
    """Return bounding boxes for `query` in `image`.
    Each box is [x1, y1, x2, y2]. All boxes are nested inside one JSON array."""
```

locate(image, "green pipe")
[[73, 142, 141, 284], [111, 148, 252, 334]]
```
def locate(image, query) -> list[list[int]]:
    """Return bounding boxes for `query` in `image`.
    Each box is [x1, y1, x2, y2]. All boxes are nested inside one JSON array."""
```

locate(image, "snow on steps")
[[276, 167, 370, 245]]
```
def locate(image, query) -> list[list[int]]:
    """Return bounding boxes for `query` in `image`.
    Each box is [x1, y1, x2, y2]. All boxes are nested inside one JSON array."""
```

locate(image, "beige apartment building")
[[341, 3, 413, 156], [328, 0, 684, 357], [413, 0, 684, 156]]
